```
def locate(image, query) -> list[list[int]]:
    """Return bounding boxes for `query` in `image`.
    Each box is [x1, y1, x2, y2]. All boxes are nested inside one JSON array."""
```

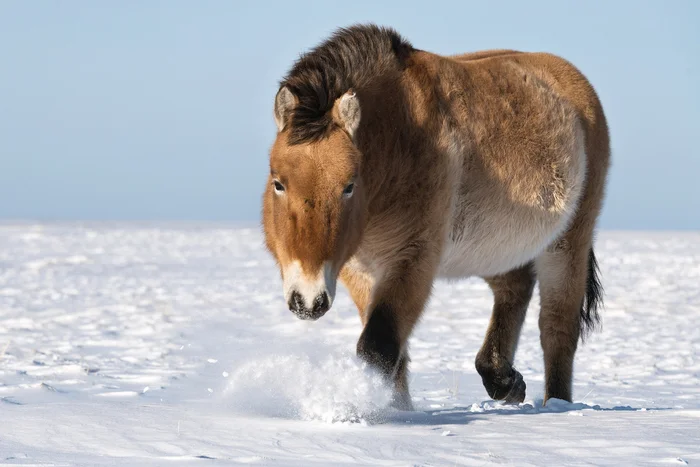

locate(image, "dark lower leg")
[[540, 309, 579, 402], [475, 263, 534, 403], [357, 304, 419, 410], [391, 352, 413, 410], [356, 257, 433, 411], [357, 302, 400, 376]]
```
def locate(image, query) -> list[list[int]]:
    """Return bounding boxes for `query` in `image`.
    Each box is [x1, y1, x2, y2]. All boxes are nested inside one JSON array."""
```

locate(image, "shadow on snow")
[[375, 398, 673, 426]]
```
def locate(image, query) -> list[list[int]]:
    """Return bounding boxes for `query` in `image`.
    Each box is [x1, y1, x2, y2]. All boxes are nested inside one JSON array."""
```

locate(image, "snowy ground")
[[0, 223, 698, 466]]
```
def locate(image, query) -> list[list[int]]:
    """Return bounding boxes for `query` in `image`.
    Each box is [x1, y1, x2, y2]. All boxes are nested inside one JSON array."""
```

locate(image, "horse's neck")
[[356, 81, 433, 213]]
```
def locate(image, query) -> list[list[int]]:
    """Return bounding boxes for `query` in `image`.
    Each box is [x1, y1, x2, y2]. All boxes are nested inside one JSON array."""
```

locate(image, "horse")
[[262, 24, 610, 409]]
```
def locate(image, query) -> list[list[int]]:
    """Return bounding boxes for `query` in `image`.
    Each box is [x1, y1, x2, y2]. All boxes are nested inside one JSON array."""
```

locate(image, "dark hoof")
[[481, 367, 526, 404], [502, 369, 526, 404]]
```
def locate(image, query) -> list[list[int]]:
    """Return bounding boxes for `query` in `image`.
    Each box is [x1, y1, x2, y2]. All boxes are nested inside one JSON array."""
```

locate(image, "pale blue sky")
[[0, 1, 698, 229]]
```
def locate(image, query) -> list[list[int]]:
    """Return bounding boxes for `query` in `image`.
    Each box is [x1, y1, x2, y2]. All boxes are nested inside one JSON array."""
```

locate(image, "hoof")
[[481, 367, 526, 404], [501, 369, 526, 404]]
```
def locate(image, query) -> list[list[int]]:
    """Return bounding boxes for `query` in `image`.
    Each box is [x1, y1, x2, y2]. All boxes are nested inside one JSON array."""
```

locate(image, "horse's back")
[[450, 49, 524, 62], [460, 51, 609, 156], [451, 50, 606, 125]]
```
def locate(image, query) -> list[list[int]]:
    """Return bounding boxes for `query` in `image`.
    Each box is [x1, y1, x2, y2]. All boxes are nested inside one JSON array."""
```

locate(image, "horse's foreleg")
[[340, 261, 413, 409], [476, 263, 535, 403], [355, 254, 434, 411]]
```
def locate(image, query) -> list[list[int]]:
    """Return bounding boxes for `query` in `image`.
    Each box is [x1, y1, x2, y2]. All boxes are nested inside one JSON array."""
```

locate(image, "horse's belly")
[[437, 225, 552, 278], [437, 199, 580, 279]]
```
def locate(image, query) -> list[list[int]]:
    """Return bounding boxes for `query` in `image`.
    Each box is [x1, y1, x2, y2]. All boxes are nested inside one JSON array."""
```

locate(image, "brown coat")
[[263, 25, 609, 407]]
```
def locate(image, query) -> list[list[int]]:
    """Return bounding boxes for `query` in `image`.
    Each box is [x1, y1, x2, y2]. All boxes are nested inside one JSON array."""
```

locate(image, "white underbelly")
[[437, 212, 569, 278], [438, 163, 586, 278]]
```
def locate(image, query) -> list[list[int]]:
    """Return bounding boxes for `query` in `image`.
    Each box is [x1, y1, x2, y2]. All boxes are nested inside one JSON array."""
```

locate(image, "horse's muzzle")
[[288, 290, 330, 320]]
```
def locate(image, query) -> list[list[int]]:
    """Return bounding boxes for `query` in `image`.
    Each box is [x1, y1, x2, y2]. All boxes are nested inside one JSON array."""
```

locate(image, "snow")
[[0, 223, 699, 465]]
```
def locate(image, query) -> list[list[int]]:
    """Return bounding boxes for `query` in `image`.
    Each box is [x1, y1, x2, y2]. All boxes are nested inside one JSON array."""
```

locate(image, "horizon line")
[[0, 218, 698, 234]]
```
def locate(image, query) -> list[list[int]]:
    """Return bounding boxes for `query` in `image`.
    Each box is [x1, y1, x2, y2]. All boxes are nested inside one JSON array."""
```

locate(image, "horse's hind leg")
[[536, 233, 602, 403], [536, 82, 608, 404], [476, 263, 535, 403]]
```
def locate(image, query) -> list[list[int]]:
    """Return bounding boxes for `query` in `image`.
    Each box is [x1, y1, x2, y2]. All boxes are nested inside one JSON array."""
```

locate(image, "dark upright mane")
[[280, 24, 414, 144]]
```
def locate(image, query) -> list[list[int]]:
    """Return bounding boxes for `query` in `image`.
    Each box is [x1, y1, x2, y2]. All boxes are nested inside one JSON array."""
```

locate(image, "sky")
[[0, 1, 698, 229]]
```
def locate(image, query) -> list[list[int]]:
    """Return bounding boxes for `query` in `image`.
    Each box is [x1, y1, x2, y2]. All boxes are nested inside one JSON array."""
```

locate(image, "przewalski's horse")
[[263, 24, 609, 409]]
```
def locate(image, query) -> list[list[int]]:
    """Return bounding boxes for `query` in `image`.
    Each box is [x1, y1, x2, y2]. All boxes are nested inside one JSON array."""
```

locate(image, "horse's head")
[[263, 86, 367, 320]]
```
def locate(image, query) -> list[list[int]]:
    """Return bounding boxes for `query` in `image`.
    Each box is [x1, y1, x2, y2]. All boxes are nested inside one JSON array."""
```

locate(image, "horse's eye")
[[273, 180, 285, 193], [343, 183, 355, 197]]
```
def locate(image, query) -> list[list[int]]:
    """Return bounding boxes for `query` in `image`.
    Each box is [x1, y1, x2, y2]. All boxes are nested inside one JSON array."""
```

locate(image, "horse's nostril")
[[289, 291, 304, 312], [313, 292, 329, 313], [288, 291, 329, 319]]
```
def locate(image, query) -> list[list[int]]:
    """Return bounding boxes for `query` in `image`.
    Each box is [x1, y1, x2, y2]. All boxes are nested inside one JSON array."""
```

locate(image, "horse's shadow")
[[374, 399, 672, 426]]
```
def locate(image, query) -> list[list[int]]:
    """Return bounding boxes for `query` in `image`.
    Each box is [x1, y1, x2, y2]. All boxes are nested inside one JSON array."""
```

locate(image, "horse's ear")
[[274, 86, 296, 132], [333, 89, 361, 138]]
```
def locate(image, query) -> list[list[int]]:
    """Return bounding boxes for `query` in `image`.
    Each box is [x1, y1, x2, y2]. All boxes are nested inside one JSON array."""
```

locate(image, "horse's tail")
[[580, 248, 603, 340]]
